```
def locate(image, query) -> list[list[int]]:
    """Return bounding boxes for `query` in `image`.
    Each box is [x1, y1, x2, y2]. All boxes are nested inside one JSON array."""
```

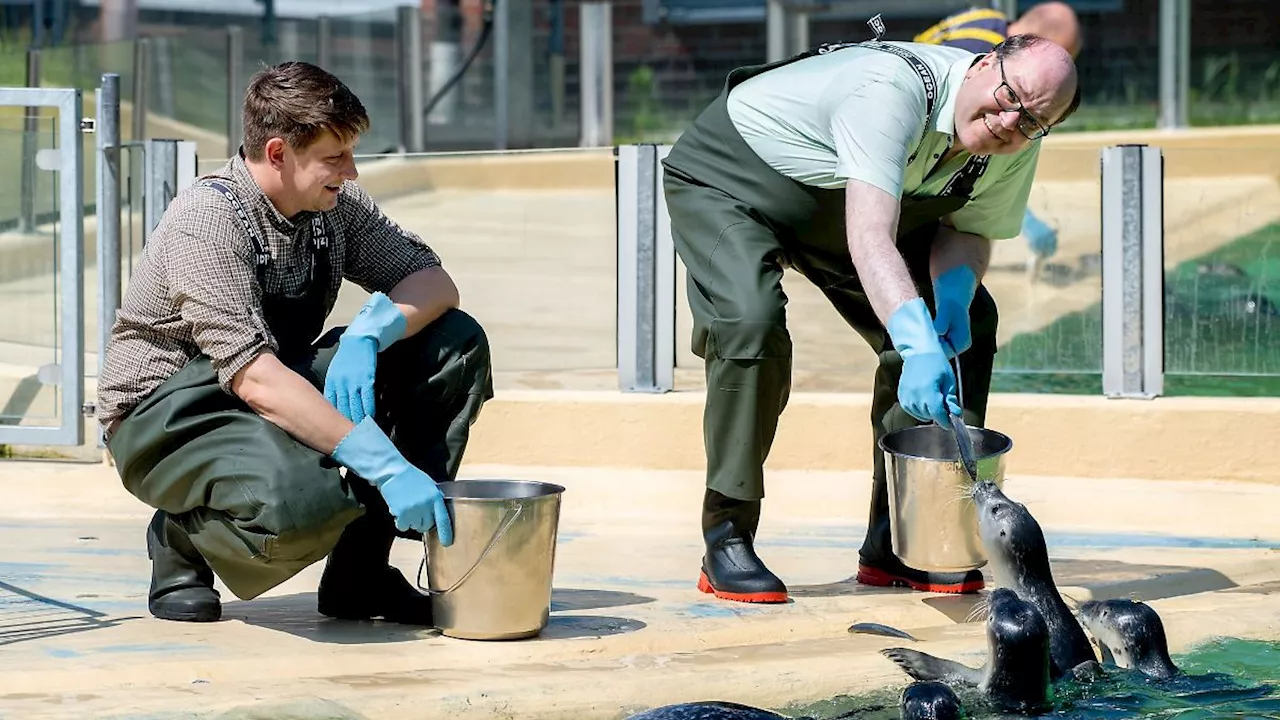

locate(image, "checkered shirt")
[[96, 153, 441, 424]]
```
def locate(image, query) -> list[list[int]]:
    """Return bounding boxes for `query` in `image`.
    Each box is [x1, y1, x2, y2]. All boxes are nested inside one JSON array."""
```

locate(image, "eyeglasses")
[[993, 55, 1051, 141]]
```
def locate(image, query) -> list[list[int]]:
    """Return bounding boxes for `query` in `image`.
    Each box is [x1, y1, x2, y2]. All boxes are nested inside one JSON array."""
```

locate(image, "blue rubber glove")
[[932, 265, 978, 360], [324, 292, 408, 425], [1021, 208, 1058, 258], [887, 298, 962, 427], [331, 417, 454, 545]]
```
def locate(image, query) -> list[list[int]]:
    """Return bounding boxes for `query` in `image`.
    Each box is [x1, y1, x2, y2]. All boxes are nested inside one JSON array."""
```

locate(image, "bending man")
[[663, 32, 1079, 602]]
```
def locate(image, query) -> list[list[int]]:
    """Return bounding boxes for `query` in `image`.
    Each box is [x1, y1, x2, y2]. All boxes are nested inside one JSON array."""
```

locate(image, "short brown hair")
[[240, 61, 370, 161]]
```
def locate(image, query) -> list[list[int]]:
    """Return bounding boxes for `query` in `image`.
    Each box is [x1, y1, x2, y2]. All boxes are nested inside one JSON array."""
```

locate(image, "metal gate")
[[0, 87, 85, 447]]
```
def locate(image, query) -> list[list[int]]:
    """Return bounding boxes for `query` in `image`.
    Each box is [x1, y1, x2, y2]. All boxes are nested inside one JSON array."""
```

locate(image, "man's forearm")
[[231, 352, 354, 454], [389, 266, 461, 338], [930, 225, 991, 284], [845, 179, 918, 327]]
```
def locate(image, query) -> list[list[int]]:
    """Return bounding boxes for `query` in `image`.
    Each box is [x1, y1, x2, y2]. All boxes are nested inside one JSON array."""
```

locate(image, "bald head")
[[952, 34, 1081, 156], [1008, 1, 1082, 58], [1002, 34, 1080, 126]]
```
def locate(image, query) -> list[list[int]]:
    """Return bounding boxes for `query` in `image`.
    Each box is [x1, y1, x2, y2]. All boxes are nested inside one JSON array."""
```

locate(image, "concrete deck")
[[1, 458, 1279, 720], [1, 126, 1278, 719]]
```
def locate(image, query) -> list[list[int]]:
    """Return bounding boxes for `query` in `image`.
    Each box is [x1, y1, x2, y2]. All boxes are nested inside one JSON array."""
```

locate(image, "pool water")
[[785, 637, 1280, 719]]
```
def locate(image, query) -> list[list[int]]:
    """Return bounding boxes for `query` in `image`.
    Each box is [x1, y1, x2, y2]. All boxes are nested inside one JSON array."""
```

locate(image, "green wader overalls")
[[661, 40, 999, 566], [106, 181, 494, 601]]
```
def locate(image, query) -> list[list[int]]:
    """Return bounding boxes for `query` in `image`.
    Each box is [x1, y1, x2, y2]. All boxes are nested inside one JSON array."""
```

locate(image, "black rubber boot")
[[316, 506, 435, 625], [696, 489, 788, 603], [855, 475, 983, 594], [146, 510, 222, 622]]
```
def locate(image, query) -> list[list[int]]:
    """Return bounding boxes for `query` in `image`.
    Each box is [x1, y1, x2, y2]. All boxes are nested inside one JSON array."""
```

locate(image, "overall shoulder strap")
[[197, 179, 271, 269], [942, 154, 992, 199]]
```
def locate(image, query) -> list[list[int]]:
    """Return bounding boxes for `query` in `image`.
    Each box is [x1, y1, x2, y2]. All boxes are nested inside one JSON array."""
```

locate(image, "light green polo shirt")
[[726, 41, 1039, 240]]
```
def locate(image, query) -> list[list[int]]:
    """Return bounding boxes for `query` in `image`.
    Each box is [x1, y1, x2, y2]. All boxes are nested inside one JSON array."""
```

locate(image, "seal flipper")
[[881, 648, 985, 686]]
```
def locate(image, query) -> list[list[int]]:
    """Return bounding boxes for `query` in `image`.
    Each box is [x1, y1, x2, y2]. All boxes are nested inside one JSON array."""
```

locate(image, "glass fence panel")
[[335, 147, 618, 389], [1161, 142, 1280, 396], [0, 113, 62, 424]]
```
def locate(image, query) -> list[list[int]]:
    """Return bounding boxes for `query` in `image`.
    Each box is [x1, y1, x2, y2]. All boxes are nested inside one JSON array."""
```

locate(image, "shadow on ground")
[[0, 580, 133, 646], [789, 558, 1237, 610], [224, 587, 653, 643]]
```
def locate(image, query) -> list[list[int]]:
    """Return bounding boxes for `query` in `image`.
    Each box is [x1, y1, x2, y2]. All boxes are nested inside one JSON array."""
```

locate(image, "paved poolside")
[[1, 458, 1278, 719]]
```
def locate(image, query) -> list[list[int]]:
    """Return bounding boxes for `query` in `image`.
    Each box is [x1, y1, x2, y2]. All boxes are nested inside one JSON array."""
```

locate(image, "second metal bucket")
[[419, 479, 565, 640], [879, 425, 1013, 573]]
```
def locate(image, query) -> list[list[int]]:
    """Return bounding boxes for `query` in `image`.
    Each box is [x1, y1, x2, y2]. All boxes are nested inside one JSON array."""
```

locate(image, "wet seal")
[[1080, 598, 1182, 680], [881, 587, 1054, 714], [624, 701, 787, 720], [972, 480, 1100, 679], [899, 681, 964, 720]]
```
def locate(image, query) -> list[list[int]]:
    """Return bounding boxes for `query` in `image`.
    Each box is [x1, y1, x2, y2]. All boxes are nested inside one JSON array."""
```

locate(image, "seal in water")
[[972, 480, 1098, 680], [625, 701, 787, 720], [899, 681, 964, 720], [1080, 598, 1182, 680], [881, 587, 1053, 714]]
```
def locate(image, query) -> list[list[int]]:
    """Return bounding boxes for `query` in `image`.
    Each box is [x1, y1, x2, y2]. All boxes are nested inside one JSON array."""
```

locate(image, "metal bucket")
[[878, 425, 1013, 573], [418, 479, 565, 640]]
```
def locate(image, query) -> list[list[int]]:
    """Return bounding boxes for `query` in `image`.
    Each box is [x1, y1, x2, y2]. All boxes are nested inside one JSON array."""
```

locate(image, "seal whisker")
[[943, 487, 976, 511], [965, 594, 992, 624]]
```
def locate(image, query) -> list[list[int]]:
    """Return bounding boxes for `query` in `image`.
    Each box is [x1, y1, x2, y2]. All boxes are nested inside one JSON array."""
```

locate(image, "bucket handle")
[[415, 499, 524, 596]]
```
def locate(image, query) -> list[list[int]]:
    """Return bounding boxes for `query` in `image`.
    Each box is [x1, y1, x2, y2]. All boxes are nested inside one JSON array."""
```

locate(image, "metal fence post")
[[578, 0, 612, 147], [396, 5, 424, 153], [226, 26, 244, 156], [132, 37, 150, 141], [97, 74, 122, 394], [154, 35, 175, 119], [493, 0, 509, 150], [176, 140, 198, 191], [19, 48, 40, 235], [617, 144, 675, 393], [1101, 145, 1165, 399], [144, 138, 180, 244], [317, 15, 332, 69], [1158, 0, 1190, 129], [992, 0, 1017, 21]]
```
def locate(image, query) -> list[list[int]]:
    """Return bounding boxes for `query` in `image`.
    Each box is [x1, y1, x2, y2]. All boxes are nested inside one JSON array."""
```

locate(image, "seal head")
[[900, 681, 964, 720], [1080, 598, 1181, 680]]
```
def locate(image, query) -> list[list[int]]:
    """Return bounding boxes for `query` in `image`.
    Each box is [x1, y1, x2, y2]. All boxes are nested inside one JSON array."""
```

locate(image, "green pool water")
[[785, 637, 1280, 719], [991, 222, 1280, 397]]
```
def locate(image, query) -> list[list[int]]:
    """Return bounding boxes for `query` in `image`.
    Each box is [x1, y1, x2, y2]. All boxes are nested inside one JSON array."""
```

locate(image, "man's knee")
[[251, 457, 362, 547], [707, 311, 792, 363], [382, 308, 493, 403], [429, 308, 492, 388]]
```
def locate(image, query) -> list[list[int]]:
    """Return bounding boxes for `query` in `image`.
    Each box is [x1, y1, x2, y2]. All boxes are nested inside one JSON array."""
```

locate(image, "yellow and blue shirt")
[[914, 7, 1010, 54]]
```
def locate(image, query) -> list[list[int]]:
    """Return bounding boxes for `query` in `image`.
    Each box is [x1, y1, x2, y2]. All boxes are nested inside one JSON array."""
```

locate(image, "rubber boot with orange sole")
[[855, 555, 985, 594], [855, 485, 984, 594], [696, 490, 788, 603]]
